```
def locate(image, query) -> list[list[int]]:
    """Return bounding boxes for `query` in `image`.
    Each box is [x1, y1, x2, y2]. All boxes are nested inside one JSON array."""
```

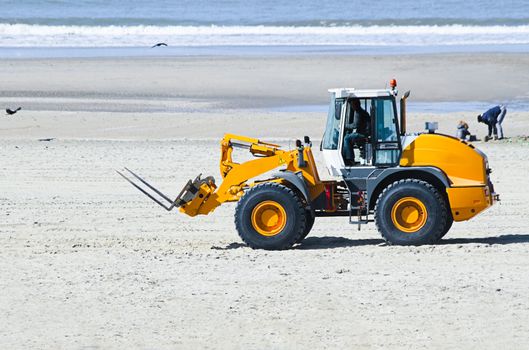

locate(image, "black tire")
[[375, 179, 448, 245], [235, 182, 306, 250], [295, 209, 315, 243], [440, 208, 454, 238]]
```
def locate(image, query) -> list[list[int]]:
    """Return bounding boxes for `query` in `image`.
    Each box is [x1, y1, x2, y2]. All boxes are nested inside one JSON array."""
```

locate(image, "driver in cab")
[[343, 98, 370, 166]]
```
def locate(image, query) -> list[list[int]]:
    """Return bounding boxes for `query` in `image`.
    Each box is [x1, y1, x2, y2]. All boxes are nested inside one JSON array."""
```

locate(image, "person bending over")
[[343, 99, 370, 165], [477, 105, 507, 140]]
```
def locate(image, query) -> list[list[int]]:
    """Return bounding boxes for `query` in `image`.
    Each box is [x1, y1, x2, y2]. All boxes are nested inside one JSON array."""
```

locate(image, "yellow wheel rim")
[[391, 197, 428, 233], [251, 200, 287, 236]]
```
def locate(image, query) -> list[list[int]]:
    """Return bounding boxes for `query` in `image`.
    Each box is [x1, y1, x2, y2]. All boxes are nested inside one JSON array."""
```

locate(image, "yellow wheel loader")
[[118, 81, 499, 250]]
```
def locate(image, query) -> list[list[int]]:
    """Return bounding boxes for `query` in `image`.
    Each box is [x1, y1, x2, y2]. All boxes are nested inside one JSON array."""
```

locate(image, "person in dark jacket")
[[477, 105, 507, 140], [343, 99, 370, 165]]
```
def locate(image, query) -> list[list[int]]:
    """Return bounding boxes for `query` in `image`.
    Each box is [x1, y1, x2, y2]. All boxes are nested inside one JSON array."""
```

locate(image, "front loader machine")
[[119, 83, 498, 250]]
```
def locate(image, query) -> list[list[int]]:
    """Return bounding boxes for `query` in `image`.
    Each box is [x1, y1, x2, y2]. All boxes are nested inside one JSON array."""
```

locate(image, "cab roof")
[[328, 88, 394, 99]]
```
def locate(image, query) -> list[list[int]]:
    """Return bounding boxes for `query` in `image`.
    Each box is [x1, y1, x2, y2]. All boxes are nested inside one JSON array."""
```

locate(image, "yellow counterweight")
[[400, 133, 495, 221]]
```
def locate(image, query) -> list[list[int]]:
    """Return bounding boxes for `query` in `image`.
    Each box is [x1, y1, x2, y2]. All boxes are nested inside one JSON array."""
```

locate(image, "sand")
[[2, 53, 529, 107], [1, 54, 529, 349]]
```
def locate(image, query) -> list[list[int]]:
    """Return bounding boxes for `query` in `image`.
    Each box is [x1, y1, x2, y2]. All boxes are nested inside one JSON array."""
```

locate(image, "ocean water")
[[1, 0, 529, 53]]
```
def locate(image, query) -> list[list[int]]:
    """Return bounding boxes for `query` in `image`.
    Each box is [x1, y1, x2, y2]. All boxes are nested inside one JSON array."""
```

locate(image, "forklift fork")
[[116, 167, 214, 211]]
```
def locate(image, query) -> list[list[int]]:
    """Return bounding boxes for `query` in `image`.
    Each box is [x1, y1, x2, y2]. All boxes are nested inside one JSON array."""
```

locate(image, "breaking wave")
[[2, 24, 529, 47]]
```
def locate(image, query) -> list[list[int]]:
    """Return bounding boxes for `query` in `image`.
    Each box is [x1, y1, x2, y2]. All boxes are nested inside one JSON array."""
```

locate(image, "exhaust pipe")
[[400, 90, 411, 135]]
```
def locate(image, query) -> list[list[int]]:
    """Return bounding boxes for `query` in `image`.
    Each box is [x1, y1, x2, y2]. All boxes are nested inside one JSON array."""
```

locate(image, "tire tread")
[[374, 179, 448, 245], [234, 182, 306, 250]]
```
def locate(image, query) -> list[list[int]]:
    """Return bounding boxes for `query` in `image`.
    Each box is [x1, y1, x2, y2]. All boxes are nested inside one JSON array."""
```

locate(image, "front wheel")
[[375, 179, 448, 245], [235, 183, 306, 250], [440, 209, 454, 238], [295, 209, 315, 243]]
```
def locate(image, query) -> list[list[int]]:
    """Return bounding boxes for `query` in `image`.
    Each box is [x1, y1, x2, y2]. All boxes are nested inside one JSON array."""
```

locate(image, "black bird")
[[6, 107, 21, 115], [151, 42, 168, 48]]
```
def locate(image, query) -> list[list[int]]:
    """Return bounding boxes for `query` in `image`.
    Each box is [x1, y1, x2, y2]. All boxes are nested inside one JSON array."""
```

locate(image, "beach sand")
[[1, 54, 529, 349]]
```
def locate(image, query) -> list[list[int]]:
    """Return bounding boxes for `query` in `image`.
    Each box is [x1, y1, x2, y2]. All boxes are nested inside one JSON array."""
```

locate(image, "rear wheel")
[[235, 183, 306, 250], [375, 179, 448, 245]]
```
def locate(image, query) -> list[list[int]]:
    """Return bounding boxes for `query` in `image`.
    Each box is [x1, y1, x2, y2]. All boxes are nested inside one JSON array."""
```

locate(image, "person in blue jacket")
[[477, 105, 507, 140]]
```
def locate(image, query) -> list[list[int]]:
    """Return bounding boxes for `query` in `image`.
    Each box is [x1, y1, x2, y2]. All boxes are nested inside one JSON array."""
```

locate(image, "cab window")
[[375, 99, 398, 142], [374, 98, 400, 165], [322, 97, 344, 150]]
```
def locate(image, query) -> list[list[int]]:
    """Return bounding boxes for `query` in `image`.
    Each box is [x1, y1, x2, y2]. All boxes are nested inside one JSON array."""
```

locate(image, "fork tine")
[[123, 167, 173, 203], [116, 170, 172, 211]]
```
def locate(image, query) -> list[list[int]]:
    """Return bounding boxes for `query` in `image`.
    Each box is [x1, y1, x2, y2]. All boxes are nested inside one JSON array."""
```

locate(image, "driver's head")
[[351, 99, 361, 110]]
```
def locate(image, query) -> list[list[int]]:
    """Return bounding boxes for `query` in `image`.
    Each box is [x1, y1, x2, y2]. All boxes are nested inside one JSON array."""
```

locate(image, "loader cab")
[[322, 88, 401, 176]]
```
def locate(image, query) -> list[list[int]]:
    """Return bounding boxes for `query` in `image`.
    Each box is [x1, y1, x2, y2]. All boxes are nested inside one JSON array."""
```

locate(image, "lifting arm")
[[180, 134, 297, 216], [118, 134, 325, 217]]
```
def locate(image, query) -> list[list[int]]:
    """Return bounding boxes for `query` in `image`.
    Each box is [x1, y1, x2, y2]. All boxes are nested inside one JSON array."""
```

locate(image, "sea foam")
[[2, 24, 529, 47]]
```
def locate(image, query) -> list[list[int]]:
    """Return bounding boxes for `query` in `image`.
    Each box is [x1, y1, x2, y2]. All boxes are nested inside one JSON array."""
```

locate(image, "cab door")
[[373, 98, 401, 166]]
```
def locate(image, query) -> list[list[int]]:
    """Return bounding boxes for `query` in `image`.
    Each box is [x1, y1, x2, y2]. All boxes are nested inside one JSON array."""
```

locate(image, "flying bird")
[[151, 42, 168, 48], [6, 107, 21, 115]]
